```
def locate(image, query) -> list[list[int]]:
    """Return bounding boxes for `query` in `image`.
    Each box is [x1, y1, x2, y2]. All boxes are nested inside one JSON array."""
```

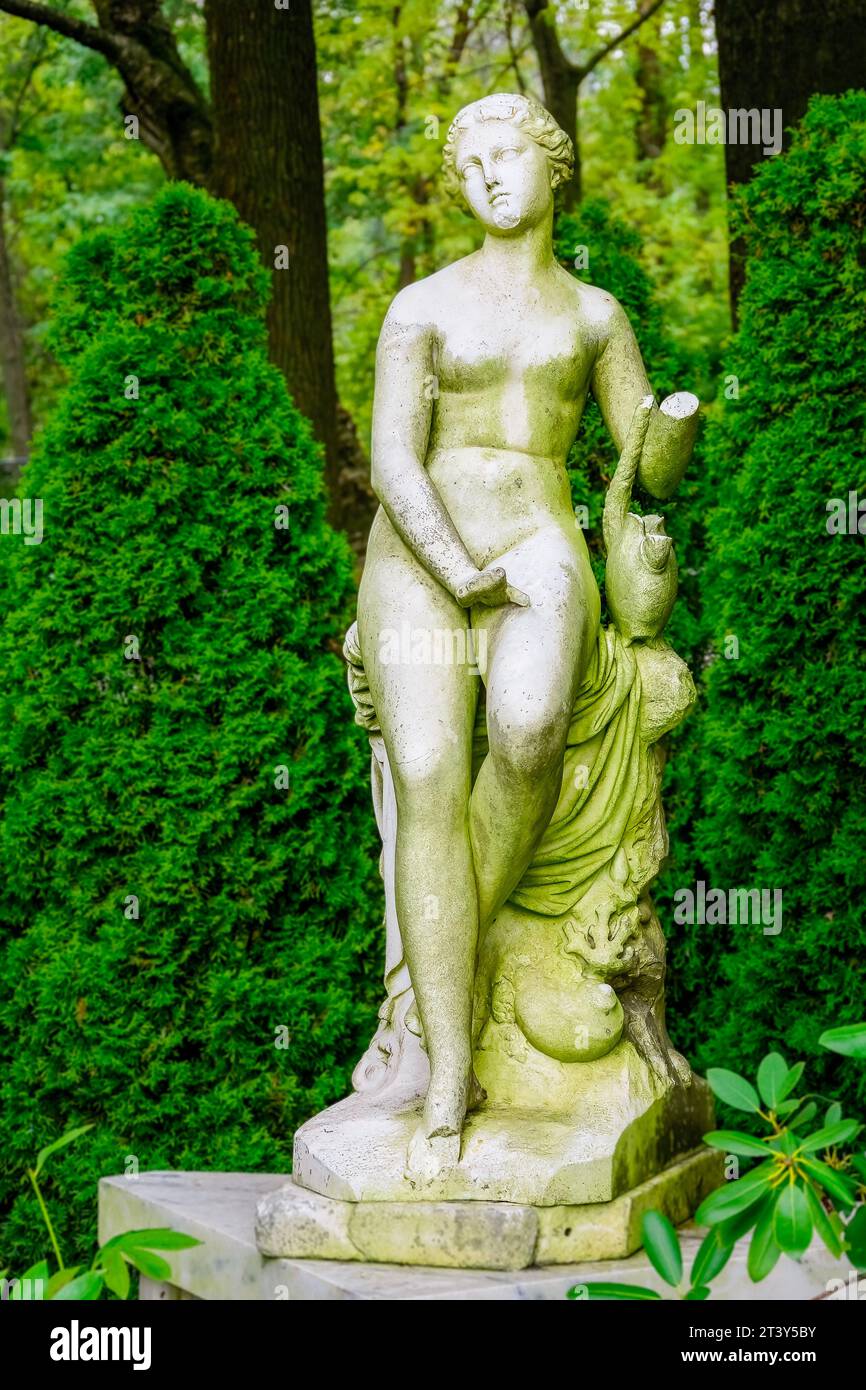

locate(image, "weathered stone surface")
[[536, 1148, 724, 1263], [348, 1200, 537, 1270], [98, 1171, 859, 1299], [255, 1178, 537, 1270], [293, 1041, 715, 1206], [256, 1150, 718, 1268], [255, 1180, 360, 1262], [254, 1178, 536, 1267]]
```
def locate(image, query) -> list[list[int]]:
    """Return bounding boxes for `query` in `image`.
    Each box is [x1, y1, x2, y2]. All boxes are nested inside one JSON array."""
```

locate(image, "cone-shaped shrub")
[[0, 184, 382, 1268], [660, 92, 866, 1114]]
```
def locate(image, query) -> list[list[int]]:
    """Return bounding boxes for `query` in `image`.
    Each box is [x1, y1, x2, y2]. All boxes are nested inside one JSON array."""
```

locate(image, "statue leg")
[[469, 524, 599, 927], [358, 517, 481, 1176]]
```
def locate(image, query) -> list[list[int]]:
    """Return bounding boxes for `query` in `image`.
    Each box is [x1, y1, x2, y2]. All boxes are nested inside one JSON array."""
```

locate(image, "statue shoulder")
[[383, 262, 464, 331], [566, 277, 632, 349]]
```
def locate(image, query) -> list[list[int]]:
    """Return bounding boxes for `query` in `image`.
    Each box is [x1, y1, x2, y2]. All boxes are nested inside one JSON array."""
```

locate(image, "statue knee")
[[487, 701, 568, 783], [391, 749, 469, 819]]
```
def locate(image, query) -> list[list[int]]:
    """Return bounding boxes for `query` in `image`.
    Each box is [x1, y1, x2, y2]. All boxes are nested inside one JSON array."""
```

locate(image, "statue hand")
[[455, 566, 530, 609]]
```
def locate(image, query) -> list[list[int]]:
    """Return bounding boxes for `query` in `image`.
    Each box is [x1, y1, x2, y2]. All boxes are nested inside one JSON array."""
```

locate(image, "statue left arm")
[[590, 297, 699, 501]]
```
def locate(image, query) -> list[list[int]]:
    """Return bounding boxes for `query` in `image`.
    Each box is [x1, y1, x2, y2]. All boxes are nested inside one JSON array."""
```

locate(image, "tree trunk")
[[0, 177, 32, 463], [1, 0, 370, 538], [204, 0, 343, 515], [715, 0, 866, 316], [523, 0, 581, 207], [91, 0, 213, 185], [634, 0, 665, 178], [0, 2, 212, 183]]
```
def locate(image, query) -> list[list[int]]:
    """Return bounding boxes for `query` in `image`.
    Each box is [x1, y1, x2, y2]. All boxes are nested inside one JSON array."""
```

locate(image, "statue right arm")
[[370, 293, 481, 600]]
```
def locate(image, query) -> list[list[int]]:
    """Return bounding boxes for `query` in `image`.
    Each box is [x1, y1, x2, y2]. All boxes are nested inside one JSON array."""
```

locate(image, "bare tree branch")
[[524, 0, 579, 76], [446, 0, 473, 71], [579, 0, 666, 79], [504, 0, 527, 93], [5, 28, 50, 147], [0, 0, 120, 61]]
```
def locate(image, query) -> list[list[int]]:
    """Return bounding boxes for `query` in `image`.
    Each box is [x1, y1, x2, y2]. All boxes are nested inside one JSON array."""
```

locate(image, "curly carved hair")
[[442, 93, 574, 206]]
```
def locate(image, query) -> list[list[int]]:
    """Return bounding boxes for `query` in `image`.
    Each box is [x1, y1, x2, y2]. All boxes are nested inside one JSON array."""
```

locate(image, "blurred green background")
[[0, 0, 864, 1275]]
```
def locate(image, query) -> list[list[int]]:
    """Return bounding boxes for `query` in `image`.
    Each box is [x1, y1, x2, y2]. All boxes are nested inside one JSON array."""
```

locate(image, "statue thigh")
[[472, 524, 597, 780], [357, 513, 478, 818]]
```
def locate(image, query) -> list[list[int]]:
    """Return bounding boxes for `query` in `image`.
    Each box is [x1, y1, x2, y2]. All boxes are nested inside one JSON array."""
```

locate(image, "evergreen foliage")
[[0, 184, 383, 1269], [659, 92, 866, 1118]]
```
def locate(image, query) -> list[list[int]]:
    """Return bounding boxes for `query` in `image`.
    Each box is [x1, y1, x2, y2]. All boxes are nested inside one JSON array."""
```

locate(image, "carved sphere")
[[514, 973, 624, 1063]]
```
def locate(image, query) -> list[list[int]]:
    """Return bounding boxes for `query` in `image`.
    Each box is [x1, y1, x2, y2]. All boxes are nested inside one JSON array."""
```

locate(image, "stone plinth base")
[[294, 1042, 715, 1206], [257, 1147, 722, 1269], [97, 1172, 857, 1301]]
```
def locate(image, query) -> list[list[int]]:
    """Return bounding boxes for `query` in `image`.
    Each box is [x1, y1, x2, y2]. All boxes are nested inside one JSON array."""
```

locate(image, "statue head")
[[442, 93, 573, 234]]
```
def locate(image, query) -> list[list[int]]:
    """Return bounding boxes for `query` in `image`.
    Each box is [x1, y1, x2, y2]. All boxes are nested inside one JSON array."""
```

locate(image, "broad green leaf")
[[567, 1282, 661, 1300], [45, 1267, 81, 1300], [99, 1247, 130, 1301], [52, 1271, 104, 1301], [690, 1226, 735, 1287], [34, 1124, 94, 1178], [849, 1154, 866, 1183], [787, 1102, 818, 1131], [773, 1182, 813, 1255], [778, 1061, 805, 1102], [797, 1121, 861, 1154], [824, 1103, 843, 1126], [705, 1068, 761, 1113], [717, 1196, 773, 1246], [123, 1248, 171, 1281], [703, 1130, 773, 1158], [775, 1099, 801, 1117], [9, 1260, 50, 1300], [804, 1183, 843, 1258], [844, 1207, 866, 1268], [641, 1211, 682, 1287], [695, 1165, 778, 1227], [819, 1024, 866, 1060], [108, 1227, 200, 1253], [801, 1158, 858, 1211], [685, 1285, 711, 1300], [749, 1195, 783, 1280], [757, 1053, 788, 1108]]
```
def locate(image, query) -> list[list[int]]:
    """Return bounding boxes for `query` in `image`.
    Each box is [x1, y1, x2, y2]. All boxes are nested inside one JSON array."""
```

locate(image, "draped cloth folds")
[[346, 620, 668, 927], [472, 626, 665, 918]]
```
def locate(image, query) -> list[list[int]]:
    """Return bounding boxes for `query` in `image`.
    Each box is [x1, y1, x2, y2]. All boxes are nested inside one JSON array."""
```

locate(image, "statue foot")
[[404, 1128, 461, 1185], [403, 1065, 485, 1186]]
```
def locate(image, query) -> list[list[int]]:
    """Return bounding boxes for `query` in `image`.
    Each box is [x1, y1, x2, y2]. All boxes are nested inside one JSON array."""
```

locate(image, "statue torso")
[[411, 254, 611, 565]]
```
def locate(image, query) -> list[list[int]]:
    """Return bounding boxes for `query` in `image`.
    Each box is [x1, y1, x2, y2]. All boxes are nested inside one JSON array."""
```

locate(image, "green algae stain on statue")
[[290, 95, 712, 1229]]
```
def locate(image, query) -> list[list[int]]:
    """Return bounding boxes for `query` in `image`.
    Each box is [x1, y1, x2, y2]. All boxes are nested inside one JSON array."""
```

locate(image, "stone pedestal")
[[294, 1042, 715, 1211], [283, 1031, 718, 1269], [97, 1172, 859, 1301], [258, 1147, 722, 1270]]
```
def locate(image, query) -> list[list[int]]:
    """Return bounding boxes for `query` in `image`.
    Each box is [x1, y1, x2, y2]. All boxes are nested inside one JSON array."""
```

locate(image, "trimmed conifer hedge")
[[659, 91, 866, 1116], [0, 185, 382, 1270]]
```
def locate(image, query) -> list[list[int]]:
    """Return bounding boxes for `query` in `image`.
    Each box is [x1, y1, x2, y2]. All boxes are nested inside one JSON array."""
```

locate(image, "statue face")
[[453, 121, 553, 234]]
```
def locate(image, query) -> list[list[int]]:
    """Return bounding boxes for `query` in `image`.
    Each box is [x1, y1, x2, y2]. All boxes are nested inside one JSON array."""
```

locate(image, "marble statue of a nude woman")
[[357, 93, 698, 1178]]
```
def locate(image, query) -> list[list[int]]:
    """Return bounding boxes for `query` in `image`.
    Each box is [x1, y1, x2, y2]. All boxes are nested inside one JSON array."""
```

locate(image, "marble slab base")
[[256, 1147, 723, 1269], [97, 1171, 859, 1301]]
